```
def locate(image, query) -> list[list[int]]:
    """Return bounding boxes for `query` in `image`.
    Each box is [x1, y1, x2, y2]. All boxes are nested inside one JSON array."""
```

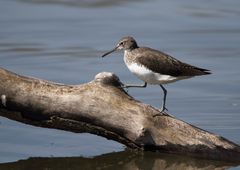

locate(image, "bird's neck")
[[124, 49, 136, 65]]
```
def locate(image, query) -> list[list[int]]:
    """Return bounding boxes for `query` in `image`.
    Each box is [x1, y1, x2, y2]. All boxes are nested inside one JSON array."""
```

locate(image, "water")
[[0, 0, 240, 169]]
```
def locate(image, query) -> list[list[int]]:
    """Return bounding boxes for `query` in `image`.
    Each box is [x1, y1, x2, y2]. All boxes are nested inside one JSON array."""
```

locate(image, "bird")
[[101, 36, 211, 112]]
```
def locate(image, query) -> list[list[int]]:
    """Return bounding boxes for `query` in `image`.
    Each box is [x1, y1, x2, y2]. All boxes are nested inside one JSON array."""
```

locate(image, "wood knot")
[[94, 72, 123, 87]]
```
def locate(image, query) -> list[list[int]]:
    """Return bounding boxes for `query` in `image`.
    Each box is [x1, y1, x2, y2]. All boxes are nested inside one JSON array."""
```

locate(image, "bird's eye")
[[119, 42, 124, 46]]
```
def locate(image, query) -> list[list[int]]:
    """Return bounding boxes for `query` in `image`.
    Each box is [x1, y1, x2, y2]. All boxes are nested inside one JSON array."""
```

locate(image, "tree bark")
[[0, 67, 240, 162]]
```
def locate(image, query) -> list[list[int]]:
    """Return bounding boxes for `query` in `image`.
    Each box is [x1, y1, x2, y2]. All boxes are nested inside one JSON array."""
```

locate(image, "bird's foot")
[[160, 106, 168, 112], [153, 106, 168, 117], [121, 84, 129, 92], [121, 84, 129, 88]]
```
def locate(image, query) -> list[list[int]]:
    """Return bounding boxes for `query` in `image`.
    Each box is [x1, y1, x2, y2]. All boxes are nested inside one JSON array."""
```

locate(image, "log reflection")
[[0, 151, 238, 170]]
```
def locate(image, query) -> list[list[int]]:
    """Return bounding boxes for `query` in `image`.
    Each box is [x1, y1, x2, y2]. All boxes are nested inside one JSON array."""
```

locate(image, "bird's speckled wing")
[[134, 47, 210, 77]]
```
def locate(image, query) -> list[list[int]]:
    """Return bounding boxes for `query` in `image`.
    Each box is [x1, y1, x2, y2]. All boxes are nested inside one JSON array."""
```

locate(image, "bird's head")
[[102, 36, 138, 58]]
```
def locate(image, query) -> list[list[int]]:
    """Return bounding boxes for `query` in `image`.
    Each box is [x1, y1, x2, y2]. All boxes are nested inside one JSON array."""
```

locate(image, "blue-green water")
[[0, 0, 240, 169]]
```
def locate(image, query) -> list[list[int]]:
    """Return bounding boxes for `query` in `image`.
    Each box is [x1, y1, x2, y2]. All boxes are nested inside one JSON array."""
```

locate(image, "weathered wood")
[[0, 67, 240, 162]]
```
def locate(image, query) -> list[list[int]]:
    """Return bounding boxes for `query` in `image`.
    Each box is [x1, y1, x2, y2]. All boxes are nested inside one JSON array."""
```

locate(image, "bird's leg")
[[122, 82, 147, 88], [159, 85, 168, 113]]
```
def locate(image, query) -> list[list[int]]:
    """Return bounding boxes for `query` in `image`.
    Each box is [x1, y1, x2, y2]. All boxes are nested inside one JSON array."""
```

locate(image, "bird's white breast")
[[126, 63, 177, 84]]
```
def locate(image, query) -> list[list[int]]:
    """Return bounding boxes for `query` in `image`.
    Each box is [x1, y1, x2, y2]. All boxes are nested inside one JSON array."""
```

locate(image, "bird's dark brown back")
[[134, 47, 211, 77]]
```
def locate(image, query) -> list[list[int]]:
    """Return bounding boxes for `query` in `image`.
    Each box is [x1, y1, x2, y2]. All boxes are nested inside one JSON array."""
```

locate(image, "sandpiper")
[[102, 36, 211, 112]]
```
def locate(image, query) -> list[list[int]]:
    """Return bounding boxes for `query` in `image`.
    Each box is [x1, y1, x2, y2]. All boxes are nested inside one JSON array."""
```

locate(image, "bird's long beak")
[[101, 46, 118, 58]]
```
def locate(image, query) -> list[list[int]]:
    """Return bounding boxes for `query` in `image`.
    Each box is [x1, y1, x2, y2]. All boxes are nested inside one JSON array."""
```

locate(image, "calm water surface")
[[0, 0, 240, 169]]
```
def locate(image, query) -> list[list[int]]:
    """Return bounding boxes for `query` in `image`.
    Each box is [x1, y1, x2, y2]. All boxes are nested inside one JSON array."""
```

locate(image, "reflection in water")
[[0, 151, 238, 170], [20, 0, 144, 8]]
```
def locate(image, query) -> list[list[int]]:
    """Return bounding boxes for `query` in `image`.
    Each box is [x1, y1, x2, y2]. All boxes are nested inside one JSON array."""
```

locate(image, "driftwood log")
[[0, 67, 240, 162]]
